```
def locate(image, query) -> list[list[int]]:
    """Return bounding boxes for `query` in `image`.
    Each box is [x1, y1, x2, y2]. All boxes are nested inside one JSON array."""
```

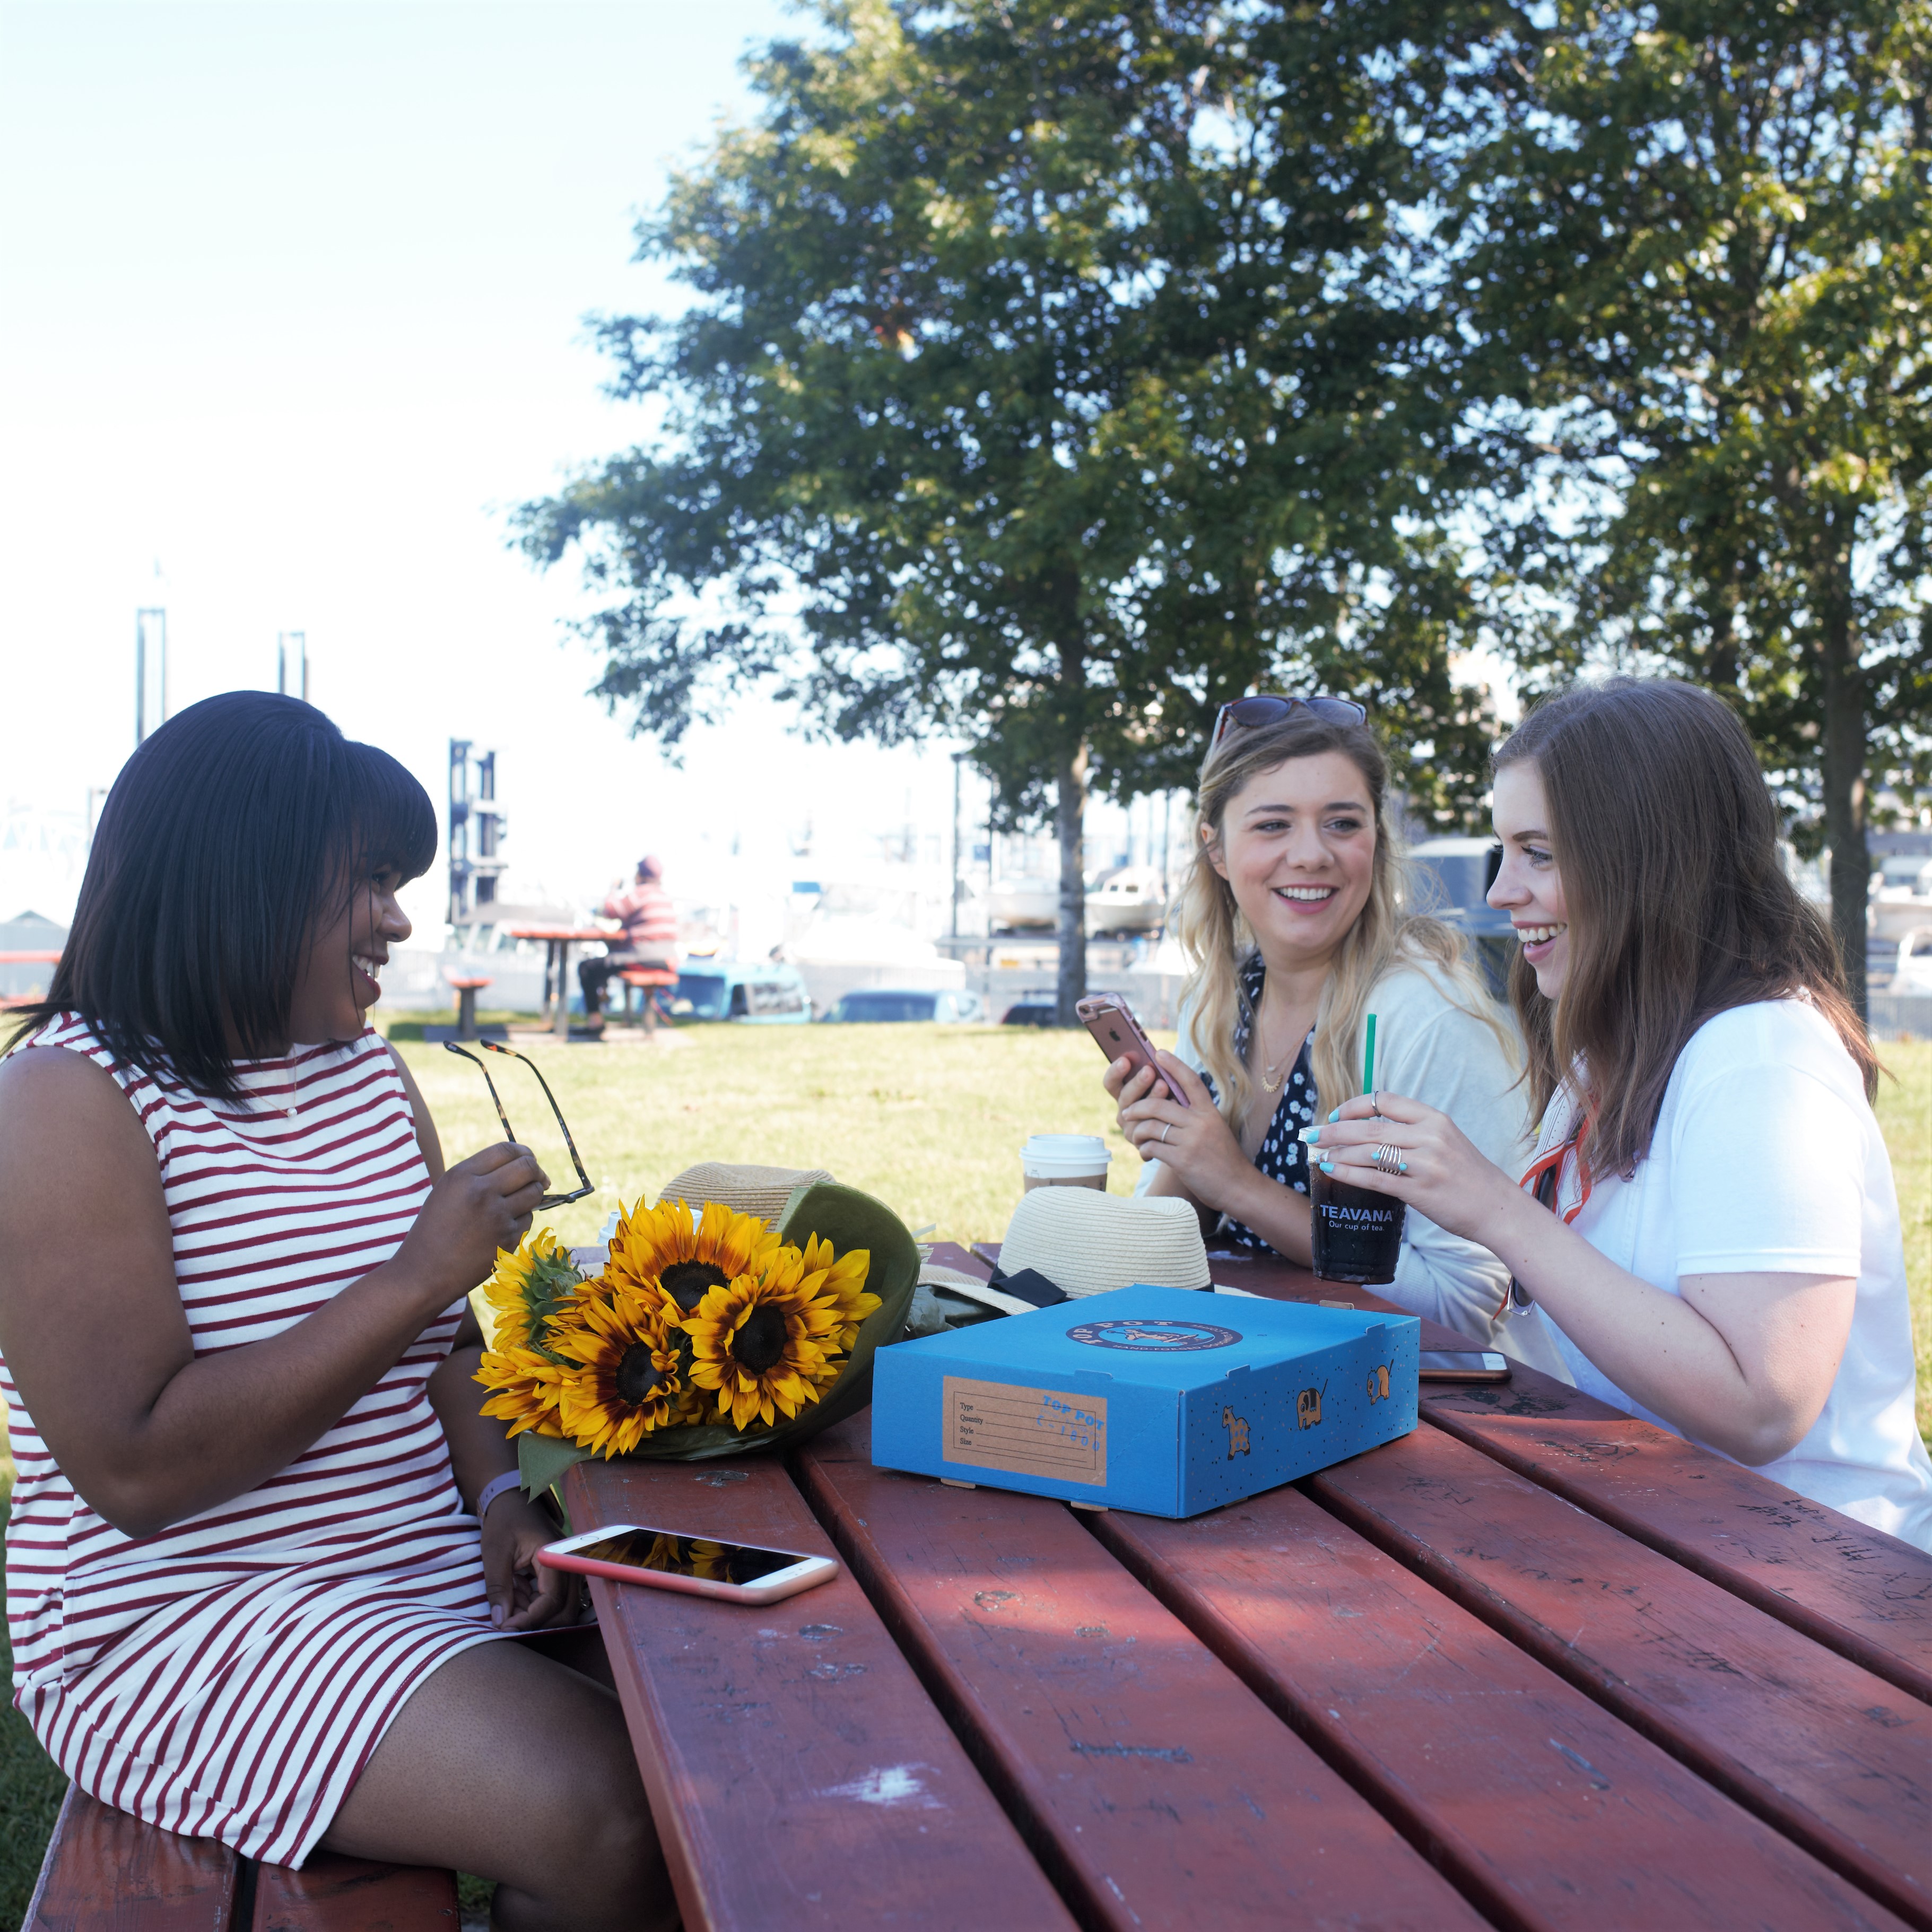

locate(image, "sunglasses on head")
[[442, 1039, 595, 1210], [1210, 694, 1367, 751]]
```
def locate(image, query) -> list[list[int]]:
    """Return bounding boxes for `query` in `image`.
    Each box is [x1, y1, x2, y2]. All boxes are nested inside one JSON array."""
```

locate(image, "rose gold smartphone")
[[1076, 994, 1188, 1106], [538, 1525, 839, 1604]]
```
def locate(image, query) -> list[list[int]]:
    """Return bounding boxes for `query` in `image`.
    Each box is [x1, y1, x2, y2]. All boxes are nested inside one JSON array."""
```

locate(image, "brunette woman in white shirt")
[[1110, 695, 1564, 1371], [1306, 678, 1931, 1548]]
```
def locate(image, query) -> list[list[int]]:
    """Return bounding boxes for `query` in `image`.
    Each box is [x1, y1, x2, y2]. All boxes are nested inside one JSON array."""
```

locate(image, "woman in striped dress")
[[0, 694, 673, 1931]]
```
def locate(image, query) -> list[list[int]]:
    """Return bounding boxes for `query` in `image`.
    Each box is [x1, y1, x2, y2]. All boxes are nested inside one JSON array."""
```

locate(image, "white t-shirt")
[[1530, 998, 1932, 1551]]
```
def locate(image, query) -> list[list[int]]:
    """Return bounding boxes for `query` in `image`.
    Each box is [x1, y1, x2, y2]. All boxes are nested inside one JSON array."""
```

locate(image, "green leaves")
[[517, 0, 1508, 834], [1454, 0, 1932, 999]]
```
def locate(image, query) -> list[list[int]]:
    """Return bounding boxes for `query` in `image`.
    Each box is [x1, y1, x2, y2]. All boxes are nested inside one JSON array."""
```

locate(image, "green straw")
[[1362, 1012, 1378, 1096]]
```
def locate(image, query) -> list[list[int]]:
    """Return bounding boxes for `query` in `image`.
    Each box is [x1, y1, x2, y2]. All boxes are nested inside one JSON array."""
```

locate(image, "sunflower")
[[797, 1233, 880, 1353], [639, 1531, 691, 1575], [475, 1340, 572, 1440], [681, 1246, 843, 1431], [478, 1227, 585, 1352], [605, 1195, 784, 1321], [549, 1283, 704, 1457], [684, 1538, 733, 1581], [636, 1534, 730, 1580]]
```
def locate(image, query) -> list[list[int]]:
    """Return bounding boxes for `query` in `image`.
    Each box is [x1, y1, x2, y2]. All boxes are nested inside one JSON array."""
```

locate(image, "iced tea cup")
[[1310, 1163, 1406, 1283], [1021, 1134, 1111, 1193]]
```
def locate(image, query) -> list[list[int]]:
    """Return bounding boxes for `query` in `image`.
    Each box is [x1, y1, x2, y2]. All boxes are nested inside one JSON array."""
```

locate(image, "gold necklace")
[[1256, 1013, 1304, 1092]]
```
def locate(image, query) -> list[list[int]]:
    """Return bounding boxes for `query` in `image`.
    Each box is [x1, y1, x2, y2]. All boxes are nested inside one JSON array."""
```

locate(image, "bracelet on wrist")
[[475, 1469, 523, 1521]]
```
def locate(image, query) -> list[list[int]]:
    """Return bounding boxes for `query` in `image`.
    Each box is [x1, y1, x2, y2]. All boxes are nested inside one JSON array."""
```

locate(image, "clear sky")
[[0, 0, 1073, 938]]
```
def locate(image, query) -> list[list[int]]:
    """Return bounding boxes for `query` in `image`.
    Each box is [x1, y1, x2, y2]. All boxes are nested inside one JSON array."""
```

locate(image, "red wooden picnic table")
[[506, 925, 617, 1038], [564, 1242, 1932, 1932]]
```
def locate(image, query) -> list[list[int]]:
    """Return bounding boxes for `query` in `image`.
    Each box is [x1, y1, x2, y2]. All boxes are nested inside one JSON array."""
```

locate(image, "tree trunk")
[[1818, 539, 1868, 1019], [1055, 740, 1089, 1024]]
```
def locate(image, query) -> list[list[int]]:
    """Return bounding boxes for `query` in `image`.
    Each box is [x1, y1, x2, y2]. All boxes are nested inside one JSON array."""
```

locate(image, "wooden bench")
[[443, 973, 491, 1043], [616, 965, 676, 1030], [24, 1786, 459, 1931], [0, 946, 61, 1010]]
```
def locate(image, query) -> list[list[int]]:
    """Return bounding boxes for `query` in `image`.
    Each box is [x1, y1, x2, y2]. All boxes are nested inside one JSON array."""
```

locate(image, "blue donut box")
[[869, 1283, 1419, 1518]]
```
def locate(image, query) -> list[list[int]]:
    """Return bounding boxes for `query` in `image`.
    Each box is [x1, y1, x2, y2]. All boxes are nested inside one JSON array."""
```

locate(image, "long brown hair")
[[1176, 706, 1510, 1135], [1495, 678, 1876, 1174]]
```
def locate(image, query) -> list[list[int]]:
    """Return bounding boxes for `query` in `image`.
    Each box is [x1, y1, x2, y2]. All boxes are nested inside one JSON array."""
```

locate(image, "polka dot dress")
[[1207, 955, 1317, 1255]]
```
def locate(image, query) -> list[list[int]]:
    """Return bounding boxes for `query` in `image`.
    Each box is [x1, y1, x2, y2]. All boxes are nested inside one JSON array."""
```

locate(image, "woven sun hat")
[[571, 1162, 837, 1273], [997, 1184, 1211, 1299], [659, 1161, 836, 1225]]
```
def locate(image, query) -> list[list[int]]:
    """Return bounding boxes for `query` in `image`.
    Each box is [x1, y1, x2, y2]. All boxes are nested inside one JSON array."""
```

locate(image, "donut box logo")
[[1065, 1318, 1245, 1352]]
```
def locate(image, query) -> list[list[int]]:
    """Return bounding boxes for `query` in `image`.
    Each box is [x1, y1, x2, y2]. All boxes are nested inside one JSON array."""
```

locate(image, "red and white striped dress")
[[2, 1015, 505, 1866]]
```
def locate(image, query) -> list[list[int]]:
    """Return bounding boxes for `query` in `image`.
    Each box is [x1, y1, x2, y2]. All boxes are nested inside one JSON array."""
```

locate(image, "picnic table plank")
[[1089, 1482, 1913, 1932], [1069, 1237, 1932, 1705], [561, 1455, 1077, 1932], [796, 1415, 1493, 1932], [1420, 1378, 1932, 1704], [1304, 1424, 1932, 1928], [25, 1786, 241, 1932], [251, 1852, 459, 1929]]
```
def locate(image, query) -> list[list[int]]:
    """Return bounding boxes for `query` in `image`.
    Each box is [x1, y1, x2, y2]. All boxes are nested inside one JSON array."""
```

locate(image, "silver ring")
[[1371, 1090, 1383, 1117], [1160, 1122, 1172, 1144], [1372, 1142, 1407, 1176]]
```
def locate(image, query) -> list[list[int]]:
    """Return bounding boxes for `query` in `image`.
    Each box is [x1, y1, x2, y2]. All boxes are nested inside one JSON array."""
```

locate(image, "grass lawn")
[[1, 1023, 1927, 1922], [1876, 1039, 1932, 1446], [390, 1016, 1154, 1253]]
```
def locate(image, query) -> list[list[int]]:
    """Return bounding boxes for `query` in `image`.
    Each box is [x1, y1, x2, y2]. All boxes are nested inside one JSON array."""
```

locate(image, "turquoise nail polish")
[[1302, 1126, 1320, 1144], [1318, 1159, 1335, 1174], [1327, 1108, 1341, 1123]]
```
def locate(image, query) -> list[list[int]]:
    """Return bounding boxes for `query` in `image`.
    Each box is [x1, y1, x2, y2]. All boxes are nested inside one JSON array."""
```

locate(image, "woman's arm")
[[1109, 1055, 1317, 1262], [1363, 992, 1528, 1348], [1306, 1093, 1856, 1464], [0, 1046, 549, 1538], [390, 1041, 575, 1630]]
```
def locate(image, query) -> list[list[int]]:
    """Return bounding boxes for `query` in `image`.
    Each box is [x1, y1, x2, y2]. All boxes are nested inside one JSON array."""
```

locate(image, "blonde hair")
[[1176, 708, 1512, 1135]]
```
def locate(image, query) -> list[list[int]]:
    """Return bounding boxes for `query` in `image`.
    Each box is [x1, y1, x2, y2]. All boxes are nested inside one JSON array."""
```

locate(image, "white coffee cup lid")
[[1022, 1133, 1111, 1174]]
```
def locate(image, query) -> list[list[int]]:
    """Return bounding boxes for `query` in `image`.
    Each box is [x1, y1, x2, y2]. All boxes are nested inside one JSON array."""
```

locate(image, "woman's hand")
[[1301, 1091, 1519, 1240], [1108, 1052, 1252, 1214], [391, 1143, 551, 1309], [482, 1491, 581, 1632]]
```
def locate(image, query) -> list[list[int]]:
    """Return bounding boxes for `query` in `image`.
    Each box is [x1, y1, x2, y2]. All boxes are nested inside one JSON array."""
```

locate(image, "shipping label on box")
[[871, 1283, 1418, 1517]]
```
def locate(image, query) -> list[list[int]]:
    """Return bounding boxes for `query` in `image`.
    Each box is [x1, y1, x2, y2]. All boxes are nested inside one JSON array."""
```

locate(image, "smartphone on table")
[[1076, 994, 1189, 1106], [1417, 1351, 1511, 1383], [538, 1525, 839, 1604]]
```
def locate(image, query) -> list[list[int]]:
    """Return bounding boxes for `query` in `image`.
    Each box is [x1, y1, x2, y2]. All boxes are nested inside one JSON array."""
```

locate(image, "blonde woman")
[[1111, 695, 1561, 1367]]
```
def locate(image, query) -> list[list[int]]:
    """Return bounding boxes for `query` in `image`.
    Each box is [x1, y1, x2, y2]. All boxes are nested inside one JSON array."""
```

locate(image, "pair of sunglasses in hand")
[[442, 1040, 594, 1209]]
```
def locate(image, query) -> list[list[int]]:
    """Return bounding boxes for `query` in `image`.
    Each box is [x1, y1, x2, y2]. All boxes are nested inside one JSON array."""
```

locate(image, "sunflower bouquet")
[[473, 1175, 919, 1494]]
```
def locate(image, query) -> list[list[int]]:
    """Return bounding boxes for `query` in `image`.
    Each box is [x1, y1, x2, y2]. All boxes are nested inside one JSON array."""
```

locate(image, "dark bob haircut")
[[8, 692, 436, 1096]]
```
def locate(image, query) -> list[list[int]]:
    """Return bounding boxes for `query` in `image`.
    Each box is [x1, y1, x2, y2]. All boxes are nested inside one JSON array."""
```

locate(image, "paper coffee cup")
[[1021, 1133, 1110, 1193]]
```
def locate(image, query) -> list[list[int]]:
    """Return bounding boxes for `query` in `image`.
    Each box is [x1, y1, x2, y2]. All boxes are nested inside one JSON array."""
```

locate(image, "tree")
[[518, 0, 1503, 1020], [1456, 0, 1932, 1011]]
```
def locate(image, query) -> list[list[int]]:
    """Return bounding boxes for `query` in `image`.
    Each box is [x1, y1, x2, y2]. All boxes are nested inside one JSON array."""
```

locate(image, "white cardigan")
[[1137, 961, 1572, 1377]]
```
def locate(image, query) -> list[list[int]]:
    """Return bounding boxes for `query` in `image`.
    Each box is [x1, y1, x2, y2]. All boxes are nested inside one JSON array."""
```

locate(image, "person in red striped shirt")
[[579, 855, 677, 1034]]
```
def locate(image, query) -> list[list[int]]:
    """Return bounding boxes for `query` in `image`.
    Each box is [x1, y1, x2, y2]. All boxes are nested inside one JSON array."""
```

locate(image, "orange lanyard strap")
[[1500, 1120, 1593, 1318], [1519, 1120, 1594, 1226]]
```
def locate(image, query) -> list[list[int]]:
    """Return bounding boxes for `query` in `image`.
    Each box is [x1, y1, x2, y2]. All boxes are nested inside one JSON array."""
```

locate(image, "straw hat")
[[659, 1161, 835, 1225], [997, 1186, 1211, 1298], [570, 1162, 839, 1273]]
